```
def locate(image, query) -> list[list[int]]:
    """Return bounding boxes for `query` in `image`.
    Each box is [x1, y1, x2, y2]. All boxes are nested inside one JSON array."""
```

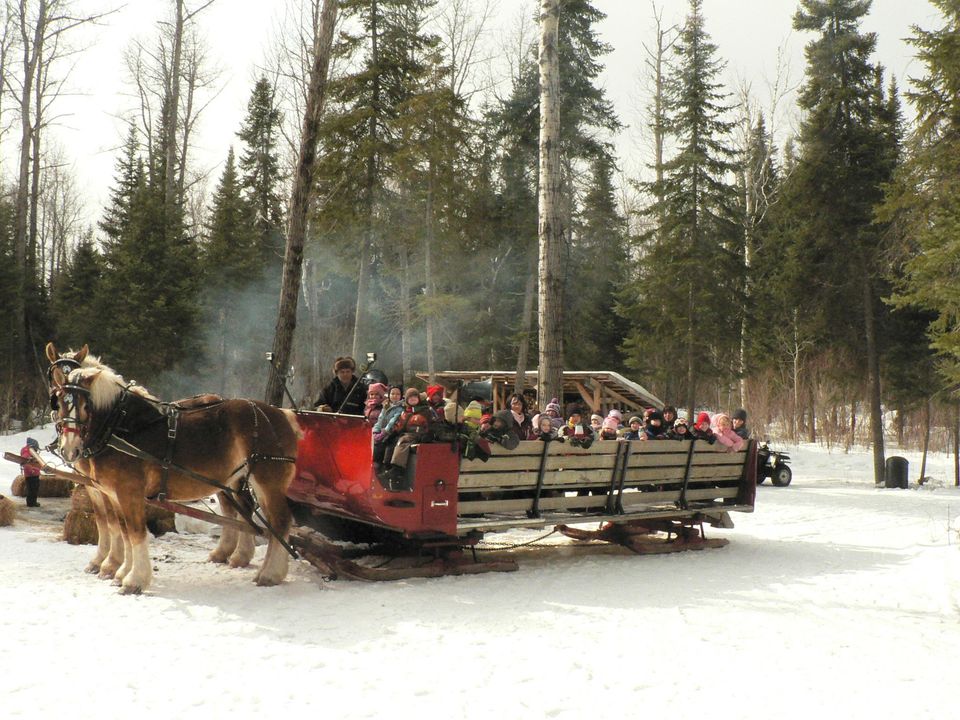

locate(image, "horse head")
[[56, 363, 130, 463]]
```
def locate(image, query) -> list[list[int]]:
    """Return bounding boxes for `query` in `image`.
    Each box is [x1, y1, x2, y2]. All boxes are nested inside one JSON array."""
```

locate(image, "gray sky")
[[49, 0, 941, 223]]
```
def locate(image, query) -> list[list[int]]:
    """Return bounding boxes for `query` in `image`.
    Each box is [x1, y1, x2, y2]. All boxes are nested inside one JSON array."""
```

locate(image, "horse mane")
[[69, 364, 158, 410]]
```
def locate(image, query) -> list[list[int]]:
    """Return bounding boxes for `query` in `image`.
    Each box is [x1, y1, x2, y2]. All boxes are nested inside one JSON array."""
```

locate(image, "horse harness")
[[54, 377, 299, 558]]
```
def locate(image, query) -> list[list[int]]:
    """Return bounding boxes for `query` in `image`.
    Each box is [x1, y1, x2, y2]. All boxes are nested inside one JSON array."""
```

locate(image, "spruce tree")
[[789, 0, 896, 482], [622, 0, 739, 413], [50, 230, 105, 352], [880, 0, 960, 388]]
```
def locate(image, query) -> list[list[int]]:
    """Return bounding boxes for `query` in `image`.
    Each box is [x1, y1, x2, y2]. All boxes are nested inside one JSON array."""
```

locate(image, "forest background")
[[1, 0, 959, 477]]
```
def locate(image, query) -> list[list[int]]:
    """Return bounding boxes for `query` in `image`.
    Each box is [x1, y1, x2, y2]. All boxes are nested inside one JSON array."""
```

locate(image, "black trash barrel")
[[885, 456, 909, 489]]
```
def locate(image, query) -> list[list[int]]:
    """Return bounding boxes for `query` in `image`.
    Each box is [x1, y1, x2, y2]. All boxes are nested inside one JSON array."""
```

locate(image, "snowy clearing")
[[2, 428, 959, 719]]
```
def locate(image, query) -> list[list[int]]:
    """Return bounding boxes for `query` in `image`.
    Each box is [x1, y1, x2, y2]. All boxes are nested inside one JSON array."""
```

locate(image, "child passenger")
[[668, 416, 692, 440], [692, 412, 716, 444], [644, 409, 668, 440], [713, 413, 746, 452], [562, 405, 594, 448], [623, 416, 644, 441]]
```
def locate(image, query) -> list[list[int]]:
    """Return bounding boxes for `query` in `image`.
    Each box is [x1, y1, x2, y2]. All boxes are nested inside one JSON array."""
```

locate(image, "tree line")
[[1, 0, 959, 481]]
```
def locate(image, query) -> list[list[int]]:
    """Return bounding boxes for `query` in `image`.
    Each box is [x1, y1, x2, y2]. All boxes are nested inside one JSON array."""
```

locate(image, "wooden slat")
[[456, 486, 739, 515], [457, 463, 744, 490]]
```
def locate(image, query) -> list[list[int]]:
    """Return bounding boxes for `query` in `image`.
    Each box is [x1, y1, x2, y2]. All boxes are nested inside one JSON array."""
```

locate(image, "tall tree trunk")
[[919, 398, 930, 483], [353, 0, 380, 360], [265, 0, 338, 406], [536, 0, 563, 408], [954, 402, 959, 487], [165, 0, 184, 206], [425, 167, 436, 382], [514, 253, 536, 393], [400, 243, 413, 385], [863, 274, 885, 484]]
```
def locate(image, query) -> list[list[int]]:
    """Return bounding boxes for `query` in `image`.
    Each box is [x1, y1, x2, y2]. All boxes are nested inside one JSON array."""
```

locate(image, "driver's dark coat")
[[315, 375, 366, 415]]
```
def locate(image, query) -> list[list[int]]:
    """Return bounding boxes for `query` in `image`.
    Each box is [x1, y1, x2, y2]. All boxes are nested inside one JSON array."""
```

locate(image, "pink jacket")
[[713, 415, 745, 452]]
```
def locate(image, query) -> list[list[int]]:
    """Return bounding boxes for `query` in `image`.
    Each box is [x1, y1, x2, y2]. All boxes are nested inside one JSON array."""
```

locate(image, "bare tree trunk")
[[514, 254, 536, 393], [685, 282, 696, 417], [863, 274, 885, 484], [353, 0, 380, 359], [537, 0, 564, 402], [164, 0, 184, 205], [536, 0, 563, 408], [400, 243, 413, 385], [919, 398, 930, 483], [425, 168, 436, 382], [265, 0, 338, 406]]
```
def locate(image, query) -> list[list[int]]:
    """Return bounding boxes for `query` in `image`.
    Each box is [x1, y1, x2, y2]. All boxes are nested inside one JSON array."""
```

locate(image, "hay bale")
[[10, 474, 69, 498], [0, 494, 15, 526], [38, 475, 72, 498], [146, 503, 176, 537], [70, 485, 95, 513], [63, 510, 98, 545]]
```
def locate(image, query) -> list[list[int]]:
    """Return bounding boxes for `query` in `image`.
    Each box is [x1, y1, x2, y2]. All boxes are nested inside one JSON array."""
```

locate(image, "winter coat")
[[20, 445, 41, 477], [622, 430, 644, 441], [373, 403, 404, 441], [315, 375, 366, 416], [505, 409, 535, 440], [734, 424, 750, 440], [715, 426, 745, 452], [643, 424, 668, 440]]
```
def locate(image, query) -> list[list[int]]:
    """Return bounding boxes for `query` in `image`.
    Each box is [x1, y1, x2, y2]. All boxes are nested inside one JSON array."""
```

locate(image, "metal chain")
[[475, 528, 559, 551]]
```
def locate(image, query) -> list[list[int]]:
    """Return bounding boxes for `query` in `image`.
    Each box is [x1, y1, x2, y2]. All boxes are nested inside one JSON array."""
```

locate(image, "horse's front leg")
[[114, 487, 152, 595], [251, 468, 294, 587], [98, 497, 126, 580], [85, 487, 112, 574]]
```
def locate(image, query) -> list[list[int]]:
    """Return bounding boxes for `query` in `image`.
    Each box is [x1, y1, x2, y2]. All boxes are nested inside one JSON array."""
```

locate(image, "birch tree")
[[537, 0, 563, 407]]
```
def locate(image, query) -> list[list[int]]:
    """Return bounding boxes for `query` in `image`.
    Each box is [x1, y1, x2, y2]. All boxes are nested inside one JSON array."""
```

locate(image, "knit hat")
[[607, 408, 622, 421], [464, 400, 483, 428], [367, 382, 387, 399], [426, 384, 445, 399], [590, 413, 603, 424], [647, 410, 664, 425], [674, 416, 689, 428], [695, 411, 712, 429], [733, 408, 747, 422], [601, 416, 619, 432], [545, 398, 562, 417], [26, 437, 39, 450], [333, 356, 356, 372], [714, 413, 731, 427], [628, 416, 641, 425], [404, 387, 422, 403]]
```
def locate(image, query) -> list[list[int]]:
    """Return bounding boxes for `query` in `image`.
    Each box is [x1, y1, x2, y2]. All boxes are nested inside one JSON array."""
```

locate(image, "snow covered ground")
[[2, 426, 959, 719]]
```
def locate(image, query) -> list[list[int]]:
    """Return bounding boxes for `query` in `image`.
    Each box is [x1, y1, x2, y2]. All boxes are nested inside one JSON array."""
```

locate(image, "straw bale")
[[71, 485, 95, 513], [38, 476, 72, 497], [0, 494, 15, 526], [10, 474, 69, 497], [146, 503, 177, 537], [63, 510, 98, 545]]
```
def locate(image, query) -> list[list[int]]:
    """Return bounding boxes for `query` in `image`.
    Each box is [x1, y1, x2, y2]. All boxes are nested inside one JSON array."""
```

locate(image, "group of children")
[[362, 378, 752, 488], [529, 402, 748, 452]]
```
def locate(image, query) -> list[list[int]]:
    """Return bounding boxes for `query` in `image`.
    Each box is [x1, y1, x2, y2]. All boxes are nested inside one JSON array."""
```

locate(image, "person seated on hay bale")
[[20, 438, 42, 508], [314, 356, 366, 416]]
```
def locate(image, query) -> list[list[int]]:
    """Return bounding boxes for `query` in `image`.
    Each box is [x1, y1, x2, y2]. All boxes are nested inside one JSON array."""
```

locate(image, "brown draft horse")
[[47, 344, 302, 594]]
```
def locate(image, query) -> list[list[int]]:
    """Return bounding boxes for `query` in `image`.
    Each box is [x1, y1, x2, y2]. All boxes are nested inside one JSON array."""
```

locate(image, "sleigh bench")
[[454, 438, 756, 532]]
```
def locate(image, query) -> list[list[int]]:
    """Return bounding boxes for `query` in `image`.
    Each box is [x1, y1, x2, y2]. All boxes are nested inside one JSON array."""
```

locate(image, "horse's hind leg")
[[208, 490, 252, 566], [250, 469, 293, 587], [85, 488, 112, 574]]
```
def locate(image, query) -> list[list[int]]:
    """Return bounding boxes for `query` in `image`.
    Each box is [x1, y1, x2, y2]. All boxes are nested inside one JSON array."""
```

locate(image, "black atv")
[[756, 443, 792, 486]]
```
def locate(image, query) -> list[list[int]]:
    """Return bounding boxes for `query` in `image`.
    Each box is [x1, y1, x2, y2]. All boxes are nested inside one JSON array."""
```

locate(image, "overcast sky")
[[46, 0, 942, 225]]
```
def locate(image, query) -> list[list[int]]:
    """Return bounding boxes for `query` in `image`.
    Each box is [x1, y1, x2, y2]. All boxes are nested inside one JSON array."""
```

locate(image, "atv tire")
[[772, 465, 792, 487]]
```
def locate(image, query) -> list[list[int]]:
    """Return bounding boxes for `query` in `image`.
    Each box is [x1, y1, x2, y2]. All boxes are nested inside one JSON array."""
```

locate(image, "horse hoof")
[[84, 562, 101, 574], [98, 567, 117, 580], [119, 583, 142, 595], [208, 551, 229, 564], [254, 573, 280, 587]]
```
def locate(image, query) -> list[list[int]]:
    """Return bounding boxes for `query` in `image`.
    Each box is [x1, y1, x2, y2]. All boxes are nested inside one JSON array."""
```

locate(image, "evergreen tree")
[[50, 230, 105, 352], [237, 77, 286, 269], [880, 0, 960, 388], [621, 0, 739, 412], [787, 0, 897, 481]]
